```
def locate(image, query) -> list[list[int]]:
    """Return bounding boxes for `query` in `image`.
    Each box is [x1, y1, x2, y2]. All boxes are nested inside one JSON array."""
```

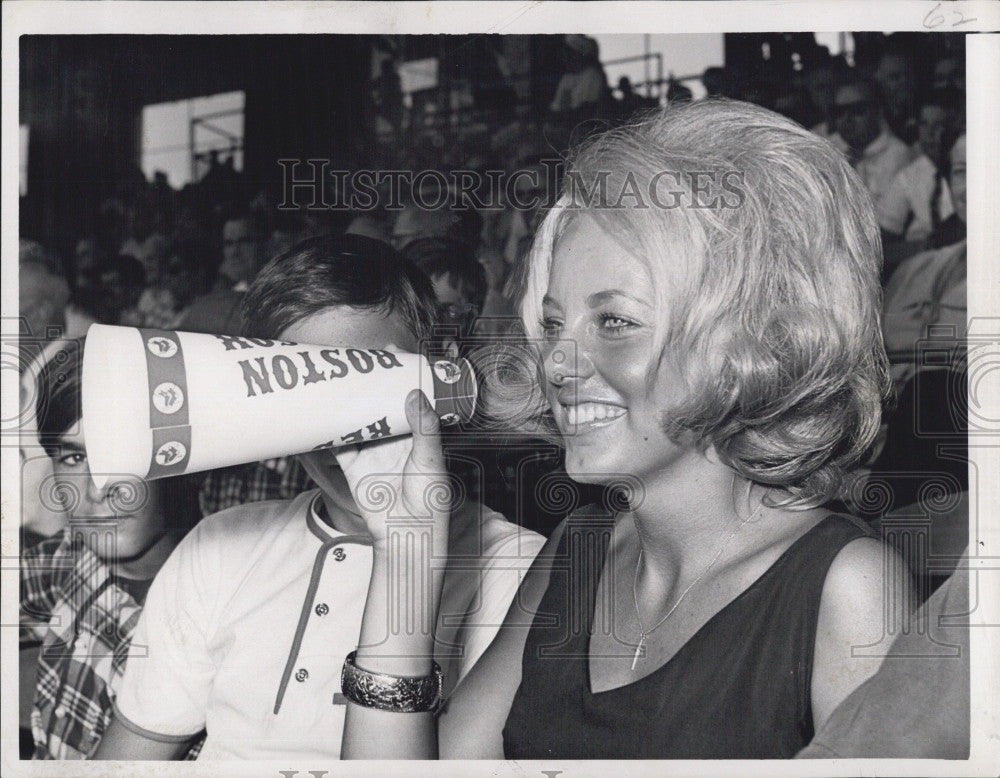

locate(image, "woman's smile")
[[558, 401, 628, 431]]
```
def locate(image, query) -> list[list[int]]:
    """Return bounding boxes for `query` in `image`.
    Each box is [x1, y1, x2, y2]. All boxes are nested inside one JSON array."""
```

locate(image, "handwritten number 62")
[[924, 2, 977, 28]]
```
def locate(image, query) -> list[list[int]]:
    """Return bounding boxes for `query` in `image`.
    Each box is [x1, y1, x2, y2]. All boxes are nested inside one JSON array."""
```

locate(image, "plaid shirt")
[[198, 456, 315, 517], [20, 531, 202, 759]]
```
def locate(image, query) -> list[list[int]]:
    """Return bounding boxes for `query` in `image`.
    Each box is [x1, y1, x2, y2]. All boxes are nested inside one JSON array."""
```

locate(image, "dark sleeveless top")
[[503, 512, 875, 759]]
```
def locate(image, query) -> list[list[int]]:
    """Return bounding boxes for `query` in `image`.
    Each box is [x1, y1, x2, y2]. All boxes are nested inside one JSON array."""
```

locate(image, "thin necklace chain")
[[630, 498, 764, 670]]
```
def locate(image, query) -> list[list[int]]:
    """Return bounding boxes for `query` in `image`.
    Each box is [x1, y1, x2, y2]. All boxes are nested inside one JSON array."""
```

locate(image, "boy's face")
[[52, 427, 170, 564], [282, 305, 420, 502]]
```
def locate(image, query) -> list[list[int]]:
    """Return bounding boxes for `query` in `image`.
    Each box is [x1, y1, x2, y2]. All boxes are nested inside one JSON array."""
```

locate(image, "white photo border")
[[2, 3, 998, 777]]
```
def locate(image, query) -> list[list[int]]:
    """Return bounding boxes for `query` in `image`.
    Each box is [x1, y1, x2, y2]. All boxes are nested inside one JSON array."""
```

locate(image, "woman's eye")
[[539, 318, 562, 339], [598, 314, 639, 334]]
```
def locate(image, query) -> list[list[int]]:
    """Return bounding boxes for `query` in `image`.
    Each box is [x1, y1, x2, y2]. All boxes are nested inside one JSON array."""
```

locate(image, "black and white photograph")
[[3, 2, 998, 777]]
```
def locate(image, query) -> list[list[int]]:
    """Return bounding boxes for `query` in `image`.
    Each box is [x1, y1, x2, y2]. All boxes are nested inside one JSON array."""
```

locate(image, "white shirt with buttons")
[[114, 489, 544, 760]]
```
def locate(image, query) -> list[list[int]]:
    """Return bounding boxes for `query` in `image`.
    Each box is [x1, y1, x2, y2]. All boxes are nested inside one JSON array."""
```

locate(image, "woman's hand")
[[335, 389, 450, 547], [339, 389, 451, 759]]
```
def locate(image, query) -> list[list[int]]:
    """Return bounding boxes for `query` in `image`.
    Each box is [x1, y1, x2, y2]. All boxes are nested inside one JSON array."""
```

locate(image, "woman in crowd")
[[334, 99, 911, 759]]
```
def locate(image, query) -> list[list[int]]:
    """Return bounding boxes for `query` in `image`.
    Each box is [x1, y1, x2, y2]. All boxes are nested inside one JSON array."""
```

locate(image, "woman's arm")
[[338, 391, 450, 759], [438, 520, 567, 759], [811, 536, 914, 731], [339, 422, 568, 762]]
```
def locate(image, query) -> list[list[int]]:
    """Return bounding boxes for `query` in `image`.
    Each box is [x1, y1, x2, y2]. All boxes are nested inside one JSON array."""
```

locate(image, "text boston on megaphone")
[[82, 324, 477, 488]]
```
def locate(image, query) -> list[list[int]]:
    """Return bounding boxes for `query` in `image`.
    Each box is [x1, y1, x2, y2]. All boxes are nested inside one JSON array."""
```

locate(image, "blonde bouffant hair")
[[484, 99, 890, 508]]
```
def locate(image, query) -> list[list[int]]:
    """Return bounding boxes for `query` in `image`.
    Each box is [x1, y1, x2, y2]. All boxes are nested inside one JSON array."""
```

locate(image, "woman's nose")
[[544, 337, 595, 387]]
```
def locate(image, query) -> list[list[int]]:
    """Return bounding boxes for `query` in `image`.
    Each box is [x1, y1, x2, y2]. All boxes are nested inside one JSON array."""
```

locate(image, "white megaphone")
[[82, 324, 477, 488]]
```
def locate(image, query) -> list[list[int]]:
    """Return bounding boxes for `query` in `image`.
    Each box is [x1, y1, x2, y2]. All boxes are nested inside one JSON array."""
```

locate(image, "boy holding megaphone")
[[95, 235, 544, 760]]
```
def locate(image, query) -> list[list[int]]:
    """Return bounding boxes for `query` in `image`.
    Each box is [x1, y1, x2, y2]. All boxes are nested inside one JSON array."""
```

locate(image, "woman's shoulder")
[[811, 517, 912, 730], [744, 512, 882, 606], [793, 511, 877, 547], [784, 512, 887, 585], [823, 530, 894, 591], [819, 510, 902, 601]]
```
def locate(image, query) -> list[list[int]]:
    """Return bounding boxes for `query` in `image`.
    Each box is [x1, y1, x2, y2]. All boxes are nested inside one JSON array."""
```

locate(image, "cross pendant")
[[631, 633, 646, 671]]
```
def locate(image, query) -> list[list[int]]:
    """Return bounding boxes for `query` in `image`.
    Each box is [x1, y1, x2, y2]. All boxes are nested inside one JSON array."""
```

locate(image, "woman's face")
[[52, 426, 170, 563], [540, 214, 685, 484]]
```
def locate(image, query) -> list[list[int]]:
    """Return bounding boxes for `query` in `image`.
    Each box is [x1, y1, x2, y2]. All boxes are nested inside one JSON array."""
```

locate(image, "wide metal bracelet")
[[340, 651, 443, 713]]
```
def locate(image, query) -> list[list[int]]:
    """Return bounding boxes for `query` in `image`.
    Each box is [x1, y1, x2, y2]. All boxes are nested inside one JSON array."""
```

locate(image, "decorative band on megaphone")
[[140, 328, 194, 480]]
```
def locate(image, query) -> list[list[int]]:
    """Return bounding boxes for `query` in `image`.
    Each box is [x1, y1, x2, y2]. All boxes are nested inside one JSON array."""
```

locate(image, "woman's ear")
[[703, 444, 722, 466]]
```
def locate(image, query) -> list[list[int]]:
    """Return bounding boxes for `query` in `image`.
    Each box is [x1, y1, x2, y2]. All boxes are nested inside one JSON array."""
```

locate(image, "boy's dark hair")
[[399, 237, 488, 310], [35, 339, 200, 530], [241, 234, 437, 341], [36, 344, 84, 456]]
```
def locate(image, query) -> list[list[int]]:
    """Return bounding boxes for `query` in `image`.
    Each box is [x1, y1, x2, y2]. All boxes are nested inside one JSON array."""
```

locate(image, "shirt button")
[[54, 705, 68, 717], [295, 668, 309, 682], [315, 603, 329, 616]]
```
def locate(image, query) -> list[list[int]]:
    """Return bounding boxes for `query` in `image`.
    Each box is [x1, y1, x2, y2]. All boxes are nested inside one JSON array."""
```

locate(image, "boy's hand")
[[335, 389, 450, 546]]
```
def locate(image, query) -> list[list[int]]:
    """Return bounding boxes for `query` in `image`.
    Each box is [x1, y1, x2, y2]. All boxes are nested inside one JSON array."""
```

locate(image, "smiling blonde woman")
[[337, 99, 911, 760]]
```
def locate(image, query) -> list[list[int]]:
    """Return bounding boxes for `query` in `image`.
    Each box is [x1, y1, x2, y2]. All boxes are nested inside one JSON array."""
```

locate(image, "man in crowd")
[[873, 49, 918, 144], [390, 194, 481, 255], [829, 75, 914, 211], [549, 34, 610, 114], [179, 209, 266, 336], [877, 88, 963, 267]]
